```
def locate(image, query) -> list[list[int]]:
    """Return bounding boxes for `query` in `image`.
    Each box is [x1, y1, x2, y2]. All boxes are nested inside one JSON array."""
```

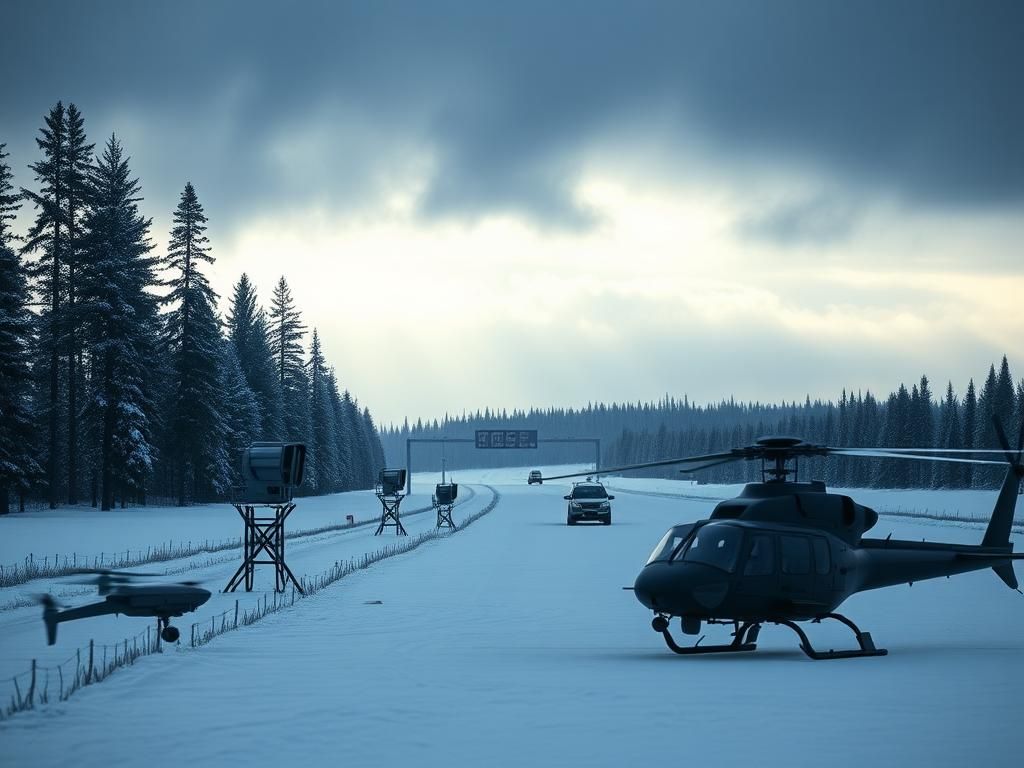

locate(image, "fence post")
[[27, 659, 36, 708], [87, 640, 94, 684], [234, 600, 239, 628]]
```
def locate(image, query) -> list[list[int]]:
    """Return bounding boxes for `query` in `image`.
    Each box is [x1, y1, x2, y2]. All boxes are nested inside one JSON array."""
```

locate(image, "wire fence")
[[0, 489, 475, 590], [190, 485, 499, 649], [0, 485, 500, 720], [3, 624, 167, 719]]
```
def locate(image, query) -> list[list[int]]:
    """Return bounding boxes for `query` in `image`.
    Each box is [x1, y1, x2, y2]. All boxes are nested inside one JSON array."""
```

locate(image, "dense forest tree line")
[[0, 103, 384, 513], [383, 357, 1022, 490]]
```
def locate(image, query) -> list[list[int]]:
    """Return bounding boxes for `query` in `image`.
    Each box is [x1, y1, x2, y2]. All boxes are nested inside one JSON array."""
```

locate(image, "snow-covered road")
[[2, 474, 1022, 768]]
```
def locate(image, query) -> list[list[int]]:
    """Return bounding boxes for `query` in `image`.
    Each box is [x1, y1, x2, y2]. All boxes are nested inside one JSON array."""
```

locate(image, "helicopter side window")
[[812, 537, 831, 575], [780, 535, 811, 575], [743, 534, 775, 576], [678, 524, 743, 573]]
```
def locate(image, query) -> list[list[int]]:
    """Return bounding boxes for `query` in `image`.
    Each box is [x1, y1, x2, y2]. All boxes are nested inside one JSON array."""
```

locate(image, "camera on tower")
[[239, 442, 307, 504]]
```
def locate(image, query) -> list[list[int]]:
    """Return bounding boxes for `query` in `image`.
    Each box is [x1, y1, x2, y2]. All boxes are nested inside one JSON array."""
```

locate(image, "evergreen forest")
[[382, 358, 1023, 491], [0, 103, 385, 513]]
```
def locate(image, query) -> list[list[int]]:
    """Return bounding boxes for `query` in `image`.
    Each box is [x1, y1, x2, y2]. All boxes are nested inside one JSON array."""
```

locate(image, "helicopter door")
[[810, 536, 834, 595], [735, 533, 778, 600], [778, 534, 815, 606]]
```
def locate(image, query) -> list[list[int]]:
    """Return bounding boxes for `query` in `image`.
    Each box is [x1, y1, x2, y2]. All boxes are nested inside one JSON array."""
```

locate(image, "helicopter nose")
[[633, 563, 682, 611], [632, 563, 731, 615]]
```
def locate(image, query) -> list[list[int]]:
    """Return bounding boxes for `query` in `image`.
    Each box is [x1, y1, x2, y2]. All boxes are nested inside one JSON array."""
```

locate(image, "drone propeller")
[[66, 574, 140, 586], [34, 594, 68, 610], [64, 568, 167, 594], [71, 568, 164, 578]]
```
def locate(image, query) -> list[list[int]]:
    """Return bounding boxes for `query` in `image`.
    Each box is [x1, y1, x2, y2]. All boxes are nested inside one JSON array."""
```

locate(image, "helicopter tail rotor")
[[982, 418, 1024, 589]]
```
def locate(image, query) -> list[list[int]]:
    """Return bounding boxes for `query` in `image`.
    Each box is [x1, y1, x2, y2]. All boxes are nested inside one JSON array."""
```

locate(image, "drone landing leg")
[[652, 616, 758, 655], [776, 614, 888, 660]]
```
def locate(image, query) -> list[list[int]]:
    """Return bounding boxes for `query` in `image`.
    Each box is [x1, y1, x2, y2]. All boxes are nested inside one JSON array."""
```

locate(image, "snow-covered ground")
[[1, 470, 1022, 767]]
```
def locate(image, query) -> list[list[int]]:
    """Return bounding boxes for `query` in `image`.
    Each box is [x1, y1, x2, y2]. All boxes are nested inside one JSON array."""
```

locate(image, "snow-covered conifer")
[[78, 136, 160, 510], [159, 182, 230, 504], [0, 145, 42, 512]]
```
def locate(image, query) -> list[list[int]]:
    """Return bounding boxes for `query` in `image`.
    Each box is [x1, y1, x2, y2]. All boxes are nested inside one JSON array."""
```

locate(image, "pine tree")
[[217, 341, 261, 487], [268, 277, 309, 445], [268, 276, 306, 387], [915, 375, 934, 487], [227, 274, 283, 439], [307, 329, 339, 493], [21, 102, 68, 508], [159, 182, 229, 504], [962, 379, 977, 489], [937, 382, 961, 488], [78, 136, 160, 510], [0, 145, 42, 512], [327, 370, 353, 489], [974, 364, 1000, 487], [63, 104, 94, 505], [343, 390, 372, 488], [363, 406, 386, 481]]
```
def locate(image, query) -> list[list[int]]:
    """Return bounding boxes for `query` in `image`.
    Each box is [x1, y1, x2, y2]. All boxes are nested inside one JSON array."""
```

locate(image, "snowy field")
[[1, 467, 1022, 767]]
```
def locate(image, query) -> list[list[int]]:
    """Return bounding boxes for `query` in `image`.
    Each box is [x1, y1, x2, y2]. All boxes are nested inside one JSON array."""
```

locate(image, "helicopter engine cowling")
[[709, 482, 879, 544]]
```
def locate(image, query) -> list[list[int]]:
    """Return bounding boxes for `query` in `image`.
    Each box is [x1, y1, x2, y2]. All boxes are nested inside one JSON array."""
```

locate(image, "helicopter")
[[537, 416, 1024, 659], [37, 569, 212, 645]]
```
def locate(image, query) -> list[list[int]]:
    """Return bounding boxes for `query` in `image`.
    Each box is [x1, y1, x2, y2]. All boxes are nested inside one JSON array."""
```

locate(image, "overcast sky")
[[3, 1, 1023, 424]]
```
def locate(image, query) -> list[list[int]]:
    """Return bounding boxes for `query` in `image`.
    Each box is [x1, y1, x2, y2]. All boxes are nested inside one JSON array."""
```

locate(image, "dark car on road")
[[528, 470, 543, 485], [565, 481, 614, 525]]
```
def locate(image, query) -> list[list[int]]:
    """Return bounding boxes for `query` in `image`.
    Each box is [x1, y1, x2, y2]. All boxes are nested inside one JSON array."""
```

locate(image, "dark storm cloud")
[[3, 0, 1022, 232]]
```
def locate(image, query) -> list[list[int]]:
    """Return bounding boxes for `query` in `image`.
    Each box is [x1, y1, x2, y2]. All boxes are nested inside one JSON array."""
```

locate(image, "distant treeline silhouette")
[[383, 356, 1022, 490]]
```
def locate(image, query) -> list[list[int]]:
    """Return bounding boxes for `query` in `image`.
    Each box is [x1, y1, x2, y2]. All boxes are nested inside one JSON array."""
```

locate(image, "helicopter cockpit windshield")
[[674, 523, 744, 573], [645, 524, 697, 565]]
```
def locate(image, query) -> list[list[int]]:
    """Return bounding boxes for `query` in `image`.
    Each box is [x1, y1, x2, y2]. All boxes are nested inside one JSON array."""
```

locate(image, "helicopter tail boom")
[[856, 541, 1023, 592]]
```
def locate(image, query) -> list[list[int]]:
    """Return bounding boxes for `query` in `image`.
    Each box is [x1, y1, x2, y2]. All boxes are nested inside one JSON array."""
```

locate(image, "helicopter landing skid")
[[652, 616, 760, 655], [775, 613, 888, 660]]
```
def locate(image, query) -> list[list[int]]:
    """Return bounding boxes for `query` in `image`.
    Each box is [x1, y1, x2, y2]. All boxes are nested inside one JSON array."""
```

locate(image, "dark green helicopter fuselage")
[[633, 469, 1023, 625]]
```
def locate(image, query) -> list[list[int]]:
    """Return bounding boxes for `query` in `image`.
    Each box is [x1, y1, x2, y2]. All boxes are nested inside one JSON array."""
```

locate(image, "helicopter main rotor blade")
[[832, 449, 1008, 466], [678, 457, 744, 474], [539, 451, 739, 481], [850, 448, 1012, 454]]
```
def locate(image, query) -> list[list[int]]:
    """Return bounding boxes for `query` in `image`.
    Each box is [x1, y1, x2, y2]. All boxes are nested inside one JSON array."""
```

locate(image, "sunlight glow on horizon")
[[199, 167, 1024, 425]]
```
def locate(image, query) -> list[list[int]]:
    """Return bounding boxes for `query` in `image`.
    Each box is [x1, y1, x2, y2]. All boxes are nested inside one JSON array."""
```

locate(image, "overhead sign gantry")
[[404, 432, 600, 494]]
